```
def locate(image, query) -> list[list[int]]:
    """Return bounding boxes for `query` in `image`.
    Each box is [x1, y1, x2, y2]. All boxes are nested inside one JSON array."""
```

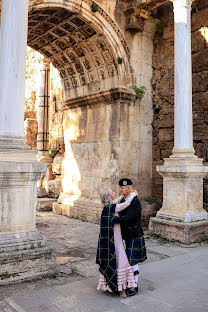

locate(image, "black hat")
[[119, 178, 133, 186]]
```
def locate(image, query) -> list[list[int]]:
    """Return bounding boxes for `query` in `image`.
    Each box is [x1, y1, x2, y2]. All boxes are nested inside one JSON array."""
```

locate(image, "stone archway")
[[27, 1, 138, 222], [28, 0, 133, 100]]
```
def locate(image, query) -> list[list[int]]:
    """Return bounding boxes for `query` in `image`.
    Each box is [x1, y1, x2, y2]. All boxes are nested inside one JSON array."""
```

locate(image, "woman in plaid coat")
[[96, 179, 147, 297], [113, 178, 147, 296], [97, 189, 137, 297]]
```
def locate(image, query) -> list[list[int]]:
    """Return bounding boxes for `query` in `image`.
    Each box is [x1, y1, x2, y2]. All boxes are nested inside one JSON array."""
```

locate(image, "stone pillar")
[[37, 58, 52, 163], [0, 0, 55, 283], [172, 0, 194, 155], [149, 0, 208, 244]]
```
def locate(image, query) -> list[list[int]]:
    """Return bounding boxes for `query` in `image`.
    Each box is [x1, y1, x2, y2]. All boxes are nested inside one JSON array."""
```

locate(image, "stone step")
[[37, 198, 57, 211]]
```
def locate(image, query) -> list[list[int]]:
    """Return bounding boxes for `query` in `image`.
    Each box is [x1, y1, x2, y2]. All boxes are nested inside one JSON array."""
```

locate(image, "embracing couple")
[[96, 178, 147, 298]]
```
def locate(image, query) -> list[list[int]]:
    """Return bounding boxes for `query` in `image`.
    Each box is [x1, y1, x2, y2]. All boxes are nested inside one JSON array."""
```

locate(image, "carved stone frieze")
[[63, 87, 137, 109], [27, 7, 123, 91]]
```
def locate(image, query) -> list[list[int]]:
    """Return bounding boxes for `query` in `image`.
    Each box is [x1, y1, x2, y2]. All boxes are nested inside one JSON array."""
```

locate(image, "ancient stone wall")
[[152, 1, 208, 209], [25, 0, 157, 221], [53, 91, 141, 222]]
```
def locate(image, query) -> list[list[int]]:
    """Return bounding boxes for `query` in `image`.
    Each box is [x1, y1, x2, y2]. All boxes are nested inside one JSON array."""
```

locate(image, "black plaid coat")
[[96, 204, 118, 292]]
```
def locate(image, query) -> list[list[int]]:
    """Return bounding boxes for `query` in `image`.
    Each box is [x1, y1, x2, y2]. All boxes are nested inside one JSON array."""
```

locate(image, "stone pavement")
[[0, 212, 208, 312]]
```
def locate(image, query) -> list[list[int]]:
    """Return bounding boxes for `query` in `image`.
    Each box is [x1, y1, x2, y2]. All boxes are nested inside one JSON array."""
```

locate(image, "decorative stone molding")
[[28, 0, 133, 94], [171, 0, 194, 7], [63, 88, 137, 109]]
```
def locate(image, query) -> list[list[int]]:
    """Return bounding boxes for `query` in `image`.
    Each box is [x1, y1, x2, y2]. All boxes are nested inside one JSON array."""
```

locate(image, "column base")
[[156, 210, 208, 223], [0, 230, 45, 252], [0, 135, 29, 150], [149, 217, 208, 244], [156, 155, 208, 222], [0, 145, 47, 251], [0, 247, 56, 285]]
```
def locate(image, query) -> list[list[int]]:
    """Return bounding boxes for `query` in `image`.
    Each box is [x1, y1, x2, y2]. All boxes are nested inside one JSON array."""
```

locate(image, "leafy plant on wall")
[[130, 85, 147, 99]]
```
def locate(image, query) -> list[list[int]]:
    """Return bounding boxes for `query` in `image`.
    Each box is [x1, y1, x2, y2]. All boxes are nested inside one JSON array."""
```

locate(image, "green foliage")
[[144, 196, 155, 204], [130, 85, 146, 99], [38, 242, 43, 248], [31, 244, 35, 249], [49, 146, 59, 158], [156, 23, 164, 35], [194, 239, 202, 244], [48, 273, 58, 279], [91, 2, 99, 12], [117, 57, 123, 64], [11, 273, 17, 278], [1, 272, 11, 280]]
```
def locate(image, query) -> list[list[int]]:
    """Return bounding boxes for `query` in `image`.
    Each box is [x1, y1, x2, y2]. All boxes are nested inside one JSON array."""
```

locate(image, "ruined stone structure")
[[0, 0, 208, 284], [24, 0, 156, 223], [24, 0, 208, 240]]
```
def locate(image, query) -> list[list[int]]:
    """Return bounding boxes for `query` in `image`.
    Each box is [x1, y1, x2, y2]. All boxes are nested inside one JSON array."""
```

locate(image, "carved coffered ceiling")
[[28, 8, 118, 91]]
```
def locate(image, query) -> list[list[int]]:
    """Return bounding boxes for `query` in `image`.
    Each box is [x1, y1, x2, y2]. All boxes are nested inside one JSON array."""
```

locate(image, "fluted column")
[[0, 0, 47, 250], [0, 0, 28, 140]]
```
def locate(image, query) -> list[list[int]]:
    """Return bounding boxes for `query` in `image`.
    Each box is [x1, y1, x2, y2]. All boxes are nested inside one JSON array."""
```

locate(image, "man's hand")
[[111, 192, 116, 200]]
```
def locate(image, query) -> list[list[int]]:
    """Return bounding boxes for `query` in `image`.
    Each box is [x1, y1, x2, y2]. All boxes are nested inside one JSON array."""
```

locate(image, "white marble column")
[[0, 0, 28, 139], [0, 0, 47, 250], [172, 0, 194, 155]]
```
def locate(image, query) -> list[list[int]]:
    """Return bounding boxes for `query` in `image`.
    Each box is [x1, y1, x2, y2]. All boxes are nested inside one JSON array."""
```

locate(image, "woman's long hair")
[[100, 189, 112, 206]]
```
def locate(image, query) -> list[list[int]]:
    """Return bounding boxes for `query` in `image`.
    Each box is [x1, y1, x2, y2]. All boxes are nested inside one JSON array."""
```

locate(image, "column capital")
[[171, 0, 194, 8]]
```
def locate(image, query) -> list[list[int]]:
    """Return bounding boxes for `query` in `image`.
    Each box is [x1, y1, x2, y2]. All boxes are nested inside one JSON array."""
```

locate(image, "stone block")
[[192, 49, 208, 73], [0, 247, 56, 285], [48, 179, 62, 198], [161, 149, 172, 159], [149, 217, 208, 244], [154, 115, 174, 128], [191, 8, 208, 32], [52, 202, 63, 215], [141, 201, 157, 221], [46, 166, 56, 180], [193, 92, 208, 111], [52, 154, 63, 175], [159, 128, 173, 142], [37, 186, 48, 198], [204, 184, 208, 203], [52, 201, 101, 224], [193, 125, 208, 140], [38, 198, 57, 211], [191, 29, 206, 53], [197, 0, 208, 9], [195, 143, 207, 161], [24, 118, 38, 150]]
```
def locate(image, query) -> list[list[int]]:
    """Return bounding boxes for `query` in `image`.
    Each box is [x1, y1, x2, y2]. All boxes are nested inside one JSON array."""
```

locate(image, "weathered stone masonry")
[[152, 0, 208, 209]]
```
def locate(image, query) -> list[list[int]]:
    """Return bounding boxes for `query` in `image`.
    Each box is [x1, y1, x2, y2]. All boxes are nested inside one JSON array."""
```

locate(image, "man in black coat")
[[113, 178, 147, 296]]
